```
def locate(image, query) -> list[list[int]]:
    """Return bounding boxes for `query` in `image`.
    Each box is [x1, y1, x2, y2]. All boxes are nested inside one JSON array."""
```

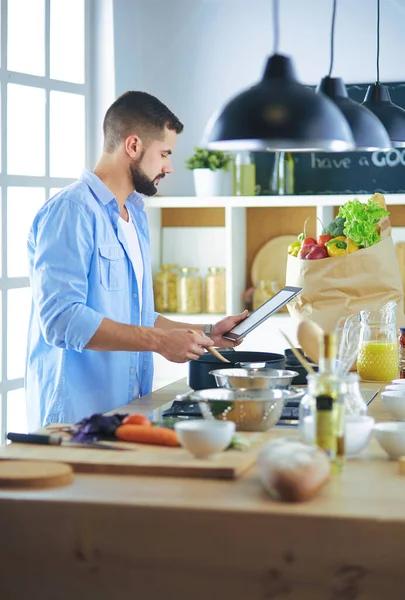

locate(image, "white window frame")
[[0, 0, 92, 442]]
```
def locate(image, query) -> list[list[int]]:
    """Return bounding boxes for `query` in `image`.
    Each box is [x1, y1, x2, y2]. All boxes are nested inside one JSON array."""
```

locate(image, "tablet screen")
[[224, 286, 302, 340]]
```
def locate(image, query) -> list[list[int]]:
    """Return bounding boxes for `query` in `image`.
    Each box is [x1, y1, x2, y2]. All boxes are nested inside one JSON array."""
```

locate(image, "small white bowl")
[[299, 415, 374, 457], [174, 419, 235, 459], [385, 384, 405, 392], [391, 379, 405, 385], [381, 391, 405, 420], [345, 415, 375, 456], [374, 422, 405, 459]]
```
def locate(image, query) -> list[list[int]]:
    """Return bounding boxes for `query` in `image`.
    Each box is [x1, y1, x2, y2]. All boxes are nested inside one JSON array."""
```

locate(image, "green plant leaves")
[[185, 146, 232, 171]]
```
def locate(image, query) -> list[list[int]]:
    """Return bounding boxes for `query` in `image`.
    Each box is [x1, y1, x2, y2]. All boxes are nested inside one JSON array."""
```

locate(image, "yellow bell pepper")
[[346, 238, 359, 253], [325, 236, 359, 257], [288, 240, 302, 256]]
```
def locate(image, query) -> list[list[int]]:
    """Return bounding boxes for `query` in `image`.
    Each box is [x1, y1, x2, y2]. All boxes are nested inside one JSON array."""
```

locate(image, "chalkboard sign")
[[254, 82, 405, 195]]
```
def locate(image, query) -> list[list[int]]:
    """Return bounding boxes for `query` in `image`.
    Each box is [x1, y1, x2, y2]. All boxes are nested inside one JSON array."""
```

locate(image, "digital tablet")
[[223, 285, 303, 342]]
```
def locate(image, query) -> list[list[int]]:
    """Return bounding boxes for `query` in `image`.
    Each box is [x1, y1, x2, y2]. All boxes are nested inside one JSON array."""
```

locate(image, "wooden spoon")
[[280, 330, 315, 375], [297, 319, 324, 365], [188, 329, 231, 364], [207, 346, 231, 363]]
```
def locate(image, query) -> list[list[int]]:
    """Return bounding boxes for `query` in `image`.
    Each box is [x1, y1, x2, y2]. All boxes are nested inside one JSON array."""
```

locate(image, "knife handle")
[[7, 432, 62, 445]]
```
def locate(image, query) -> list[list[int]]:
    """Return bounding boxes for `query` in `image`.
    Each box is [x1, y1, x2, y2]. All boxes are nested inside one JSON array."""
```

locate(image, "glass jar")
[[252, 280, 279, 311], [153, 264, 178, 312], [177, 267, 202, 314], [342, 373, 368, 416], [233, 151, 256, 196], [205, 267, 226, 314]]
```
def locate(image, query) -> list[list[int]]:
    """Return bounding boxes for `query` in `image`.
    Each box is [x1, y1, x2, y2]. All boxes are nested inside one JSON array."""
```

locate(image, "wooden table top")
[[0, 378, 402, 521]]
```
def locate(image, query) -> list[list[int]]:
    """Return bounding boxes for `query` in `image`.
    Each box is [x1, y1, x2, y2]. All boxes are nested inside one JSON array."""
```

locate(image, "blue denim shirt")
[[26, 170, 158, 429]]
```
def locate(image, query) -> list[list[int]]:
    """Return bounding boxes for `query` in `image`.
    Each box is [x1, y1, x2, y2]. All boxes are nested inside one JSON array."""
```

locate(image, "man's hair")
[[103, 91, 184, 152]]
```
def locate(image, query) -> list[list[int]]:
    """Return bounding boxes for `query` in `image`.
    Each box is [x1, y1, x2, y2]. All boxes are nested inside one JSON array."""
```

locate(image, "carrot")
[[122, 414, 151, 426], [115, 424, 179, 447]]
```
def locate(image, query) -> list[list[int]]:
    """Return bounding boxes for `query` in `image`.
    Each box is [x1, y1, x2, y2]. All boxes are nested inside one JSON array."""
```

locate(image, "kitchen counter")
[[1, 379, 404, 600]]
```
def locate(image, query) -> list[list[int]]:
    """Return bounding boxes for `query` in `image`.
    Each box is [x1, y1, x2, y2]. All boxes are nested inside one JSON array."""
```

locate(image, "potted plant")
[[185, 147, 233, 197]]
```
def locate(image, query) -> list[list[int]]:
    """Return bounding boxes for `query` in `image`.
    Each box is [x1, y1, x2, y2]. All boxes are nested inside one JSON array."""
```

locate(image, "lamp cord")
[[328, 0, 337, 77], [376, 0, 380, 83], [273, 0, 280, 54]]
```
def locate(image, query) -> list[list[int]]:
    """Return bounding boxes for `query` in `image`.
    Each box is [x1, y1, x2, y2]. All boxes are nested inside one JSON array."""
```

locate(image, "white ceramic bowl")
[[391, 379, 405, 385], [174, 419, 235, 458], [374, 422, 405, 459], [385, 385, 405, 392], [344, 416, 375, 456], [299, 415, 375, 457], [381, 391, 405, 420]]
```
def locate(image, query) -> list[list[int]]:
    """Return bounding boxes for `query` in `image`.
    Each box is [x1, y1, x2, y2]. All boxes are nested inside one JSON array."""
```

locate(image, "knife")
[[7, 432, 133, 451]]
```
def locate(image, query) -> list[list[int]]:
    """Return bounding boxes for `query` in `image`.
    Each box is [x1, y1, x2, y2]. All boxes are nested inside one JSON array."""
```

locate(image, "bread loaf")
[[257, 437, 330, 502]]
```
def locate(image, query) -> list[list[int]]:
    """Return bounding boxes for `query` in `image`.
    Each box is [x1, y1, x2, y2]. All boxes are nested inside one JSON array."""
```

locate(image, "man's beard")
[[129, 159, 164, 196]]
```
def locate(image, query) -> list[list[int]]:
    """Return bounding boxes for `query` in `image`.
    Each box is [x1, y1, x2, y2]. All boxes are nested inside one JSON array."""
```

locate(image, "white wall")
[[97, 0, 405, 195]]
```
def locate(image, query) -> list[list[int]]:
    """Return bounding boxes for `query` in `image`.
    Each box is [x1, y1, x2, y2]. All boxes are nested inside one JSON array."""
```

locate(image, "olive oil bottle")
[[314, 333, 345, 470]]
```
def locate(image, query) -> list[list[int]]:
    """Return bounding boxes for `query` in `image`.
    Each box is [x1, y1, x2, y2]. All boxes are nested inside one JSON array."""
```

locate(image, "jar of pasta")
[[153, 264, 178, 312], [205, 267, 226, 314], [177, 267, 202, 314]]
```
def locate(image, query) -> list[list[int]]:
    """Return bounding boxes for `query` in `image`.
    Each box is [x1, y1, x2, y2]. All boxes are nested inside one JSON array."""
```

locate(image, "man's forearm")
[[154, 315, 205, 332], [85, 318, 163, 352]]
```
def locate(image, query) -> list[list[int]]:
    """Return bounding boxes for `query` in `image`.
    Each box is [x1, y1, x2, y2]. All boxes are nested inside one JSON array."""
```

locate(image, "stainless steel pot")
[[188, 351, 285, 390]]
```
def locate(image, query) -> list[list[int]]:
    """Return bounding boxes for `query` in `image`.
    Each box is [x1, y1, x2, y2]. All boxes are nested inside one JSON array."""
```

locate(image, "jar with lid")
[[153, 264, 178, 313], [205, 267, 226, 314], [252, 280, 279, 311], [177, 267, 202, 314], [399, 327, 405, 378]]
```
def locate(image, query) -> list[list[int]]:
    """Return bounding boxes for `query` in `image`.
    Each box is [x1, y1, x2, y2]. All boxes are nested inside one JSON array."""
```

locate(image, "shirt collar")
[[78, 169, 145, 210], [127, 190, 145, 210]]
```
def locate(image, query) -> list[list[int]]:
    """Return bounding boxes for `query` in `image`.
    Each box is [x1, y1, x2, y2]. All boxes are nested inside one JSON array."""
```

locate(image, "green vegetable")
[[337, 198, 389, 248], [228, 433, 251, 451], [322, 216, 346, 237], [297, 232, 305, 242]]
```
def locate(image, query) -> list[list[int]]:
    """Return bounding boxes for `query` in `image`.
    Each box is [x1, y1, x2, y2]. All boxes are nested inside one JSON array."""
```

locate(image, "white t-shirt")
[[118, 213, 144, 319], [118, 213, 144, 399]]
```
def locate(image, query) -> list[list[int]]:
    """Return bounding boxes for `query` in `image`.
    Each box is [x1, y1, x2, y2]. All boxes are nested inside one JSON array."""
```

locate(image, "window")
[[1, 0, 89, 442]]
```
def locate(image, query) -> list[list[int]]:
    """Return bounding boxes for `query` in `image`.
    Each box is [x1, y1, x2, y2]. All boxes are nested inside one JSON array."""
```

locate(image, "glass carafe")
[[356, 301, 399, 382]]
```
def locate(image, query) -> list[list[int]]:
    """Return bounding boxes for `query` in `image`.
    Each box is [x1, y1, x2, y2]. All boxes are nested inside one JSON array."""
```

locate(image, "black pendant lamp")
[[361, 0, 405, 148], [316, 0, 391, 151], [203, 0, 355, 152]]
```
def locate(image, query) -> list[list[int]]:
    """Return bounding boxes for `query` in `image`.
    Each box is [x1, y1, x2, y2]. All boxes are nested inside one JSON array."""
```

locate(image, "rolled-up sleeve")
[[30, 197, 104, 352]]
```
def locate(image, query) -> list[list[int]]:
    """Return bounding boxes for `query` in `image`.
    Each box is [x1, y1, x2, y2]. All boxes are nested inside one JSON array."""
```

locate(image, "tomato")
[[317, 234, 333, 248], [302, 236, 317, 247]]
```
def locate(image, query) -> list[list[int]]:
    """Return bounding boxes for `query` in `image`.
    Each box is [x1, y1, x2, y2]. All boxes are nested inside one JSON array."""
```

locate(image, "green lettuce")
[[337, 198, 389, 248]]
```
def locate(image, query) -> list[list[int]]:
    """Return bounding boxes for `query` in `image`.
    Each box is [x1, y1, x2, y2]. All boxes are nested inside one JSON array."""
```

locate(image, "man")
[[26, 91, 247, 429]]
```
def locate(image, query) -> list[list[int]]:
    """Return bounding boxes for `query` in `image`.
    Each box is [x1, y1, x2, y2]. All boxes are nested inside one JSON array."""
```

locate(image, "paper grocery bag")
[[285, 236, 405, 332]]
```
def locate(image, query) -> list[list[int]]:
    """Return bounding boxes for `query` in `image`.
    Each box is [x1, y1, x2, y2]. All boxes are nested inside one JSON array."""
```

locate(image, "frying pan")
[[188, 350, 285, 390]]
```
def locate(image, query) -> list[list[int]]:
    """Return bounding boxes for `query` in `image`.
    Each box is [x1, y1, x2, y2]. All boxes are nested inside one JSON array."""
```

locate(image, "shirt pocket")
[[98, 244, 126, 291]]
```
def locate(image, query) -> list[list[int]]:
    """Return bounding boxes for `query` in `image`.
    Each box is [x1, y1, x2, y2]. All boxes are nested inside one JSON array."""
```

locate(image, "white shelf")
[[146, 194, 405, 316], [147, 193, 405, 209]]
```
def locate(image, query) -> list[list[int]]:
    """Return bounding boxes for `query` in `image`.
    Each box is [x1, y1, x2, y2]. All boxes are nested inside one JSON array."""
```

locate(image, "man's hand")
[[210, 310, 249, 347], [156, 329, 214, 363]]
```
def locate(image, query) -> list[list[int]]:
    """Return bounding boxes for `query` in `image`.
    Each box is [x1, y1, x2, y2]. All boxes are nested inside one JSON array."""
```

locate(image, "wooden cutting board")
[[251, 235, 297, 288], [0, 429, 272, 480]]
